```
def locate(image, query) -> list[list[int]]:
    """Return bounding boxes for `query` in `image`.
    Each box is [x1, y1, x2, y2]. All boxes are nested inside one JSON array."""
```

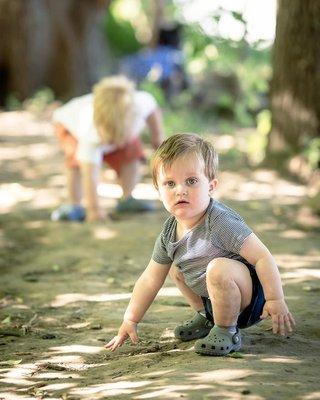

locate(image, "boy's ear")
[[209, 178, 218, 194]]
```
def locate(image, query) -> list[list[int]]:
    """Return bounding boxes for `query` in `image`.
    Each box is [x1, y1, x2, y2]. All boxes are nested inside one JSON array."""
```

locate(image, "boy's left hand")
[[260, 299, 295, 336]]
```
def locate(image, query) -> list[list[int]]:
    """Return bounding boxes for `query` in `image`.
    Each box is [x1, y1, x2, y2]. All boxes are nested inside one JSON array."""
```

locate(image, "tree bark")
[[0, 0, 113, 105], [267, 0, 320, 162]]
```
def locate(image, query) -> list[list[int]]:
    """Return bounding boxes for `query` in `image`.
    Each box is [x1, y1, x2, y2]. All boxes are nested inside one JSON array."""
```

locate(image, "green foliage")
[[234, 103, 254, 127], [5, 94, 22, 111], [182, 14, 272, 127], [216, 93, 234, 110], [140, 81, 166, 108], [217, 120, 234, 135], [163, 107, 215, 136], [6, 87, 55, 113], [246, 109, 271, 165], [304, 138, 320, 170], [101, 2, 271, 133], [23, 87, 55, 114], [104, 1, 142, 56]]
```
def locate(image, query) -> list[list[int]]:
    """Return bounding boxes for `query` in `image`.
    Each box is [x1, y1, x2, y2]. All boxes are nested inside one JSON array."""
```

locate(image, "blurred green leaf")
[[227, 352, 244, 359], [104, 1, 142, 56], [1, 316, 11, 324]]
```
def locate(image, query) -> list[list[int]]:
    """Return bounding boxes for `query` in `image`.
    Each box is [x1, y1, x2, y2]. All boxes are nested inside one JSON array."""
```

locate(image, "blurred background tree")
[[268, 0, 320, 212], [0, 0, 113, 104]]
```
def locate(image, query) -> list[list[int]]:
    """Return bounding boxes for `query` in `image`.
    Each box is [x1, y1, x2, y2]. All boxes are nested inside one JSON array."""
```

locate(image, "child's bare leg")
[[118, 159, 141, 199], [170, 265, 213, 341], [206, 258, 252, 327], [169, 265, 204, 311], [194, 258, 252, 355], [66, 167, 82, 205]]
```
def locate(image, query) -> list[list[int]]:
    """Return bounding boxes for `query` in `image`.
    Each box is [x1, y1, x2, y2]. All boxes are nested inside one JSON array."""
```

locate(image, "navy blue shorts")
[[202, 263, 265, 329]]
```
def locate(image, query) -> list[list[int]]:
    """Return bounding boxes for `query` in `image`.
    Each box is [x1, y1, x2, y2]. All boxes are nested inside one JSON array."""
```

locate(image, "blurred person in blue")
[[121, 24, 188, 100]]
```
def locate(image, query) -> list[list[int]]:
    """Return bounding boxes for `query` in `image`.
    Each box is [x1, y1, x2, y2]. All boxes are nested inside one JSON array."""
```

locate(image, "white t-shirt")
[[53, 91, 157, 165]]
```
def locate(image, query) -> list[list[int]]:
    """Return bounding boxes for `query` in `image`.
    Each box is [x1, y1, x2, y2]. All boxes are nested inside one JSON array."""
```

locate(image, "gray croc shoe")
[[174, 312, 214, 342], [116, 197, 155, 213], [194, 325, 241, 356]]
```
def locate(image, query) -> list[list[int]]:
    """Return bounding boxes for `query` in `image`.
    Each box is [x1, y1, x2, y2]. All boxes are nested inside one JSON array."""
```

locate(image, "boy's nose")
[[176, 184, 187, 196]]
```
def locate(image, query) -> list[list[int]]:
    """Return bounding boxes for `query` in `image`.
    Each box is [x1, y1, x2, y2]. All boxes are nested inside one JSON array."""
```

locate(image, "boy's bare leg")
[[66, 167, 82, 205], [169, 265, 204, 311], [118, 159, 141, 199], [206, 258, 252, 327]]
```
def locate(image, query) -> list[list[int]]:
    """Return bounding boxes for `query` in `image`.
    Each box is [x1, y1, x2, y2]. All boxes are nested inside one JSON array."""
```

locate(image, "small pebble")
[[41, 333, 57, 340]]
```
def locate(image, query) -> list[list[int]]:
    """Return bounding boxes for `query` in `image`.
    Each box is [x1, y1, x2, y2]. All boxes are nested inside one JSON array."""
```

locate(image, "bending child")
[[51, 75, 164, 222], [106, 133, 295, 356]]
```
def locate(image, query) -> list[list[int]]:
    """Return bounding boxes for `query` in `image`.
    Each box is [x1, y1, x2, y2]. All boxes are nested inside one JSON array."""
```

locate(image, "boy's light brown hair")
[[93, 75, 135, 146], [151, 133, 219, 189]]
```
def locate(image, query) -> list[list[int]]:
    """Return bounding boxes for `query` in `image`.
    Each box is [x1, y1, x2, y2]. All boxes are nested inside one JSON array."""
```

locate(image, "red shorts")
[[55, 123, 145, 175]]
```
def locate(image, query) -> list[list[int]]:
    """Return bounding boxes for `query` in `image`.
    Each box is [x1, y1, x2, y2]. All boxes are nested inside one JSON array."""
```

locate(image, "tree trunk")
[[267, 0, 320, 163], [0, 0, 113, 105]]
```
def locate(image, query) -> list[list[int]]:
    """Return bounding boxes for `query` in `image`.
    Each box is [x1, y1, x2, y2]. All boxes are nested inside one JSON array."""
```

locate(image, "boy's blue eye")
[[186, 177, 198, 186]]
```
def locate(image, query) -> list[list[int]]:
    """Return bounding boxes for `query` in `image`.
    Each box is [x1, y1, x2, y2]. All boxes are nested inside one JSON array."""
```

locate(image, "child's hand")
[[105, 320, 138, 351], [260, 299, 295, 336]]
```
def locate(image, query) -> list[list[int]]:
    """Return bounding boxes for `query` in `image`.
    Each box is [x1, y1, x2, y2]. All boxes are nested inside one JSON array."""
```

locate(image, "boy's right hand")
[[105, 320, 138, 351]]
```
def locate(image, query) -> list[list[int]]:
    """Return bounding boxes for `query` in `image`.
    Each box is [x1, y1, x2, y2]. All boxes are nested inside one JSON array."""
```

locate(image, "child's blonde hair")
[[151, 133, 218, 189], [93, 75, 135, 146]]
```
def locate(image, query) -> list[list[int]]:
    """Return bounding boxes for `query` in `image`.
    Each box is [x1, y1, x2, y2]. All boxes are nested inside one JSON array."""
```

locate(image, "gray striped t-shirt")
[[152, 199, 253, 297]]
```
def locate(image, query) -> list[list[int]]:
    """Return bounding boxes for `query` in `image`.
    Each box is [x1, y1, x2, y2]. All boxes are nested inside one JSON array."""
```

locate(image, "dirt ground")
[[0, 111, 319, 400]]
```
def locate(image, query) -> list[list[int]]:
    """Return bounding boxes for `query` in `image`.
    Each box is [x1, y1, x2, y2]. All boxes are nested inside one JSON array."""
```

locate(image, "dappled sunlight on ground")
[[1, 110, 319, 400], [188, 368, 256, 383], [50, 287, 182, 307], [276, 254, 320, 269], [143, 369, 175, 377], [71, 380, 152, 398], [98, 182, 159, 201], [0, 363, 38, 382], [0, 111, 53, 136], [275, 254, 320, 285], [0, 183, 35, 210], [260, 356, 301, 364], [279, 230, 307, 239], [0, 142, 56, 161], [302, 393, 320, 400], [49, 344, 103, 354], [0, 183, 61, 212], [134, 384, 212, 399], [281, 268, 320, 282], [39, 355, 84, 365], [92, 226, 117, 240], [50, 292, 132, 307], [39, 382, 77, 392], [217, 170, 307, 203]]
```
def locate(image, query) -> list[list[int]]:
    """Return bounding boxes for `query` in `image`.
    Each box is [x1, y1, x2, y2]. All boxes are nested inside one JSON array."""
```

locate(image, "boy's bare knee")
[[207, 258, 230, 275], [207, 258, 236, 287]]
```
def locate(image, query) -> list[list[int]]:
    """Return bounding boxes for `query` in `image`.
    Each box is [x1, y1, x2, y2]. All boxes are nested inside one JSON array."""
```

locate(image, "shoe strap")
[[232, 330, 241, 344]]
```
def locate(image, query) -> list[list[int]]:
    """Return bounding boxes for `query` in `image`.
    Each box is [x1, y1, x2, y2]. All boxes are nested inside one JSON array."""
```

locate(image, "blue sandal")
[[51, 204, 86, 222]]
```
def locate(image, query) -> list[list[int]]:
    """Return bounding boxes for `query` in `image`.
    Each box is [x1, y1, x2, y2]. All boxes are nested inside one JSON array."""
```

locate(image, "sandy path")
[[0, 111, 319, 400]]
